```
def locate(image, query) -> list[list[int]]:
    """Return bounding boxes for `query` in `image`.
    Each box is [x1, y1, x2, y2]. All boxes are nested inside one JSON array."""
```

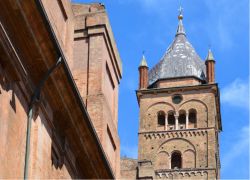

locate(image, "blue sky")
[[74, 0, 249, 179]]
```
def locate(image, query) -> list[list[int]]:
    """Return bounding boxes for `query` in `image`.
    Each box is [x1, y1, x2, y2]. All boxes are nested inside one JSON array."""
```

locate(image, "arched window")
[[189, 109, 197, 128], [178, 110, 186, 129], [157, 111, 165, 127], [171, 151, 182, 169], [168, 111, 175, 130]]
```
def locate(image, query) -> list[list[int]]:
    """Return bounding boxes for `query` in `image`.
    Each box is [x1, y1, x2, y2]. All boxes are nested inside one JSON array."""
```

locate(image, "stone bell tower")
[[136, 8, 222, 179]]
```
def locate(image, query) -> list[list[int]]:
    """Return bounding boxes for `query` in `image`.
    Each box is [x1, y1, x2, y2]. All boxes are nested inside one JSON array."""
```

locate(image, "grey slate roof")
[[148, 16, 206, 85]]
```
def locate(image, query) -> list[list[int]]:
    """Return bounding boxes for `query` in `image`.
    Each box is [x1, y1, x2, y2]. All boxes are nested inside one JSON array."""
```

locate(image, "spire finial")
[[139, 51, 148, 67], [176, 5, 185, 36], [206, 48, 215, 61], [178, 6, 183, 20]]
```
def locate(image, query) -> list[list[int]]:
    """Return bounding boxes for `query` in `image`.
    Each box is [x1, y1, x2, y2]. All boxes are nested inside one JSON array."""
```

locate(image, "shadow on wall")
[[0, 65, 76, 178], [10, 90, 16, 113]]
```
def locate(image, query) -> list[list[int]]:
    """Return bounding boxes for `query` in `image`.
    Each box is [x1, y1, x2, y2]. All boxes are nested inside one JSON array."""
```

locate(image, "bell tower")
[[136, 8, 222, 179]]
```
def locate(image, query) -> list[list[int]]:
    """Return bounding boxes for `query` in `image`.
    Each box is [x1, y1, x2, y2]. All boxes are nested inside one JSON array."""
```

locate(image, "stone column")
[[175, 115, 179, 130], [186, 112, 189, 129], [165, 113, 168, 130]]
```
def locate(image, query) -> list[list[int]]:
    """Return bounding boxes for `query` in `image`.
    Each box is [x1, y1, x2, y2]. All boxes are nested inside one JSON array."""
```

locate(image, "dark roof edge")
[[148, 75, 206, 88], [35, 0, 114, 178], [215, 84, 222, 131], [137, 83, 218, 94]]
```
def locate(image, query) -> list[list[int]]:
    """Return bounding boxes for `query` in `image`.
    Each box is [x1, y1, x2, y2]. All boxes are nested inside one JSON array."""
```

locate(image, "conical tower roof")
[[139, 54, 148, 67], [206, 49, 215, 61], [148, 8, 206, 85]]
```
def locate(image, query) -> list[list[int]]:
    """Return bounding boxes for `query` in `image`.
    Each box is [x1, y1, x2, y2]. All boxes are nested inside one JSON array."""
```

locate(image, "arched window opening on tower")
[[171, 151, 182, 169], [178, 110, 186, 129], [157, 111, 165, 128], [189, 109, 197, 128], [167, 111, 175, 130]]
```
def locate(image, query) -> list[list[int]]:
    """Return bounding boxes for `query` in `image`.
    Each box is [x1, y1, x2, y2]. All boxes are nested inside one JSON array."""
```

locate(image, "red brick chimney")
[[138, 55, 148, 89], [205, 49, 216, 83]]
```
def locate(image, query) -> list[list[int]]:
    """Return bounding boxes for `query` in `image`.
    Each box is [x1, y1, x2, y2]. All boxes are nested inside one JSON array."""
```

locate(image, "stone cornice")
[[155, 168, 216, 178]]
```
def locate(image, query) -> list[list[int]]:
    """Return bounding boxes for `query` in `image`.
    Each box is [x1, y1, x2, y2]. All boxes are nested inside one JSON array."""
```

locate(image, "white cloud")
[[221, 79, 249, 109], [204, 0, 248, 51], [222, 126, 249, 170]]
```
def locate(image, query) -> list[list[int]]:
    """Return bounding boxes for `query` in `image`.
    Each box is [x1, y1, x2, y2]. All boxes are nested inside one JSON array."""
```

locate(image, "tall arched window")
[[157, 111, 165, 127], [178, 110, 186, 129], [189, 109, 197, 128], [171, 151, 182, 169], [168, 111, 175, 130]]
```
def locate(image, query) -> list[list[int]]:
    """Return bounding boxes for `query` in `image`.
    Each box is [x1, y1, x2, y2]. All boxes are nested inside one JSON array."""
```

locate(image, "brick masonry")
[[121, 77, 221, 179], [71, 3, 122, 176], [0, 0, 122, 178]]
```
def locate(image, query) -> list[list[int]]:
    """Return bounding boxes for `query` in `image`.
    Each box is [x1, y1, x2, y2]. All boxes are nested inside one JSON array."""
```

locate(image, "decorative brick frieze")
[[155, 168, 214, 179], [140, 129, 209, 140]]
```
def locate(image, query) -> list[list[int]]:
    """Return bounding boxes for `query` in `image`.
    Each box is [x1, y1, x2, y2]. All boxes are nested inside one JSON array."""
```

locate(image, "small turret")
[[205, 49, 216, 83], [138, 54, 148, 89]]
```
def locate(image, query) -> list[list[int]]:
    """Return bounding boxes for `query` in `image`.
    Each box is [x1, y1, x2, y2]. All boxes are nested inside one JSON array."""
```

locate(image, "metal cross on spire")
[[178, 6, 183, 15], [178, 5, 184, 20], [176, 2, 185, 36], [178, 0, 183, 14], [177, 0, 184, 20]]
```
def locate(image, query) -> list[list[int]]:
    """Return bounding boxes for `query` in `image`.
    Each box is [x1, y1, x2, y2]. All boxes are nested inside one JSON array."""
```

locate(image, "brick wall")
[[120, 158, 138, 179], [0, 67, 27, 178], [155, 77, 202, 88], [136, 84, 220, 179], [71, 3, 122, 177], [0, 1, 122, 178], [38, 2, 122, 177], [41, 0, 74, 64], [0, 63, 77, 178]]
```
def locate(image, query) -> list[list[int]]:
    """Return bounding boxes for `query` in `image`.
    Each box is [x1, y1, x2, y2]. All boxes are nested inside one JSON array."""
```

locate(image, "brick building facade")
[[0, 0, 121, 179], [121, 9, 222, 180]]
